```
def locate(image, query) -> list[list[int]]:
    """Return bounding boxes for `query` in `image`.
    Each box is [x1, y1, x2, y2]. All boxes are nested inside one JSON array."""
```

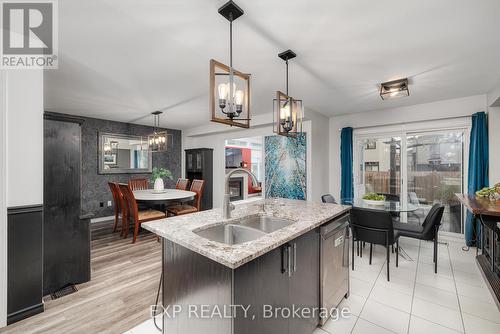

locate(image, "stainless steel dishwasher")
[[319, 213, 350, 326]]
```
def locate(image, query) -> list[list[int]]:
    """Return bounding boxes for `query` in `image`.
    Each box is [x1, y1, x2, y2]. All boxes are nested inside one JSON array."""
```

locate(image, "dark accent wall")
[[72, 114, 181, 218]]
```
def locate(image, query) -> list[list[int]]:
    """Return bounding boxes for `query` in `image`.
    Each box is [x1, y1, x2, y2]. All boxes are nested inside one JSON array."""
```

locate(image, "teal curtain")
[[465, 112, 489, 246], [340, 127, 354, 204]]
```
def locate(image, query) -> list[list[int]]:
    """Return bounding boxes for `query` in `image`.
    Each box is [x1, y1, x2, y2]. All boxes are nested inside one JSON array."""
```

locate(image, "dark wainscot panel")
[[7, 205, 44, 324]]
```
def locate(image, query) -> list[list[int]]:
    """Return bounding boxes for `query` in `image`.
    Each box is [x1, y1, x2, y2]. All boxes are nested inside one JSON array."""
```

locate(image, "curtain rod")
[[338, 114, 473, 132]]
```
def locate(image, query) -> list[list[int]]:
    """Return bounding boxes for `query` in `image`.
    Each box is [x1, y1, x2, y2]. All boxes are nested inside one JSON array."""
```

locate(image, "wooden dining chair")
[[108, 182, 126, 234], [128, 178, 149, 191], [167, 179, 205, 216], [175, 178, 190, 190], [119, 183, 166, 243]]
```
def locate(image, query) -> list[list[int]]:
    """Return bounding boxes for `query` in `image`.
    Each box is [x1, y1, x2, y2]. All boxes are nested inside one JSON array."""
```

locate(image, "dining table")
[[347, 198, 420, 213], [133, 189, 196, 205], [346, 198, 420, 261]]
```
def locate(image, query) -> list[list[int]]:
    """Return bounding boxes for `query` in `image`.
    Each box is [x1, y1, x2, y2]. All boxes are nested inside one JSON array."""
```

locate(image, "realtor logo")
[[1, 0, 58, 69]]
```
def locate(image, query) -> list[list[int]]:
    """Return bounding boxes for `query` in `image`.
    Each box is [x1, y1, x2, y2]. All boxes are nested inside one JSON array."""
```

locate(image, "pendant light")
[[273, 49, 303, 137], [210, 0, 251, 128], [148, 111, 168, 152]]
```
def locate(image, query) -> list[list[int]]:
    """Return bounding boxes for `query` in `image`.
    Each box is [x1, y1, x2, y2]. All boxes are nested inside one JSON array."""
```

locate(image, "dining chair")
[[167, 179, 205, 216], [119, 183, 166, 243], [108, 182, 125, 234], [350, 207, 400, 281], [128, 178, 149, 191], [394, 204, 444, 273], [321, 194, 337, 204], [175, 178, 190, 190]]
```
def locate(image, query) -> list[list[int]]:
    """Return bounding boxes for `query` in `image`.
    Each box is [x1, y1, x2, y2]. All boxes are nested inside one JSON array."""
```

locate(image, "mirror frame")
[[98, 132, 152, 174]]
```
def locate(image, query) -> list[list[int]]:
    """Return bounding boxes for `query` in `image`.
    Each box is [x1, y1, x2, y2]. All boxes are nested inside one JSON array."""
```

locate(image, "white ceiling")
[[44, 0, 500, 130]]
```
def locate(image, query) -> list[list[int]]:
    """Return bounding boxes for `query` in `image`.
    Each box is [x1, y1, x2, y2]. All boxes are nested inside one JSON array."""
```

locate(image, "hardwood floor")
[[0, 221, 162, 334]]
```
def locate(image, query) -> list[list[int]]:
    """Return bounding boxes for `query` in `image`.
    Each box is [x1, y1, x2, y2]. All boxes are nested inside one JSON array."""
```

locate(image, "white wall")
[[0, 70, 44, 327], [6, 71, 44, 207], [329, 95, 488, 199], [0, 71, 7, 328], [183, 110, 330, 207], [487, 81, 500, 183]]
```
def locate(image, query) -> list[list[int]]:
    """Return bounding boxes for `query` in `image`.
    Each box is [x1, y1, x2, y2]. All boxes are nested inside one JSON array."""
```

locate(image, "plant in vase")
[[151, 167, 173, 192]]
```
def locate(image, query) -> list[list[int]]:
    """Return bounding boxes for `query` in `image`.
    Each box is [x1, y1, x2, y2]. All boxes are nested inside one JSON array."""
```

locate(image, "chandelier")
[[148, 111, 167, 152], [273, 49, 303, 137], [210, 1, 251, 128]]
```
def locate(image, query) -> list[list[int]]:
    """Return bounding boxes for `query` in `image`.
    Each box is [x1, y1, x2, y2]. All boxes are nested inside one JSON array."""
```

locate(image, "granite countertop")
[[142, 198, 350, 269]]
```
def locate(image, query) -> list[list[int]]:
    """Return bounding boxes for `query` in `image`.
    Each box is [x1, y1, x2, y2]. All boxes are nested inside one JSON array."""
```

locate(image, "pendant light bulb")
[[234, 90, 244, 114], [218, 83, 228, 100], [280, 104, 290, 120]]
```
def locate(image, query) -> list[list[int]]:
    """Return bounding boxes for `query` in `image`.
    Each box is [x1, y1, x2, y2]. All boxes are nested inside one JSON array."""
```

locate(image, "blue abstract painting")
[[264, 133, 307, 200]]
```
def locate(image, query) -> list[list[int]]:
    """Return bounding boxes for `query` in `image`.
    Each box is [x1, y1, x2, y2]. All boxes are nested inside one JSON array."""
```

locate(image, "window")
[[355, 126, 468, 235]]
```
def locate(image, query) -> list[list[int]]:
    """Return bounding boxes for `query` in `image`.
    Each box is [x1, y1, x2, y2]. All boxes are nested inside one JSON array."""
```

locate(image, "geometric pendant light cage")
[[273, 49, 303, 137], [210, 0, 251, 128]]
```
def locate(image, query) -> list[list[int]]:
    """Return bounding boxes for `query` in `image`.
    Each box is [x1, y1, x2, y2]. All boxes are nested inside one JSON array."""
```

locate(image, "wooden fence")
[[364, 171, 461, 204]]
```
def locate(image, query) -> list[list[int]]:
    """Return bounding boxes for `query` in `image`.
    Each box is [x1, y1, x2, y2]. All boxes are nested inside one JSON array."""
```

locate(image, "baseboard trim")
[[90, 215, 115, 224], [7, 302, 44, 325]]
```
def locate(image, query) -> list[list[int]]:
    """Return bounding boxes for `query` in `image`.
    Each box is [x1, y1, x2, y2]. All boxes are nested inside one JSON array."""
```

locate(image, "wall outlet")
[[99, 202, 104, 207], [107, 201, 112, 207]]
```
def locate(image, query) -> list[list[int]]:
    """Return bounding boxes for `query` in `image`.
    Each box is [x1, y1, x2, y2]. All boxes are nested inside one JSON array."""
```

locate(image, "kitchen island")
[[143, 199, 350, 334]]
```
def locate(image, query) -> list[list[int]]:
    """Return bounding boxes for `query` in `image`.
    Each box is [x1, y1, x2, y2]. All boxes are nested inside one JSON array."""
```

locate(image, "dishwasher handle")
[[321, 216, 349, 240]]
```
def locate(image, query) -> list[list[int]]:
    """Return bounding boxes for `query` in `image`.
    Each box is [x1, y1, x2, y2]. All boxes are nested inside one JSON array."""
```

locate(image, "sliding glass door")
[[355, 127, 467, 234], [355, 136, 402, 200], [406, 131, 465, 233]]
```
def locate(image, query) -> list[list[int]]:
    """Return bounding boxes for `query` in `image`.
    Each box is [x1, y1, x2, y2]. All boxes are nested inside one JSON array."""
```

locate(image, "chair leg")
[[352, 236, 355, 271], [132, 221, 140, 244], [360, 243, 363, 258], [434, 237, 438, 274], [396, 239, 399, 267], [122, 214, 129, 238], [386, 245, 390, 281], [391, 244, 394, 253], [112, 212, 118, 233], [356, 241, 359, 256], [369, 243, 373, 265]]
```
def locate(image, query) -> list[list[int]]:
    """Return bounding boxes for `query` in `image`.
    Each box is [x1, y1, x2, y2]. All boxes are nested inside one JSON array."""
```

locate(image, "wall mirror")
[[98, 133, 152, 174]]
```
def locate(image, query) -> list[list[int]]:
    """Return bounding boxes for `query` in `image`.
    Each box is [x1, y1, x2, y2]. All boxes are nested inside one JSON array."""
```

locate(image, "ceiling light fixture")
[[380, 78, 409, 100], [148, 111, 167, 152], [210, 0, 251, 128], [273, 49, 303, 137]]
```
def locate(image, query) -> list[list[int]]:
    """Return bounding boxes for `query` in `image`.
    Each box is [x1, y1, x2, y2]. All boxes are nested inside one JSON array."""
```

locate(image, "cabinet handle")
[[293, 243, 297, 272], [288, 245, 293, 277], [281, 246, 287, 274]]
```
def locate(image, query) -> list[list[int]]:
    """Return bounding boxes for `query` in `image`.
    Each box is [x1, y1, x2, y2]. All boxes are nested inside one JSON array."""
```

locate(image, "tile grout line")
[[448, 243, 467, 333], [406, 239, 421, 334], [349, 243, 385, 334]]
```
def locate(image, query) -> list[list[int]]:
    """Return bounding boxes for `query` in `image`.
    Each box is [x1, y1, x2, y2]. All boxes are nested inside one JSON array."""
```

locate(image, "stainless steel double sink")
[[194, 215, 295, 245]]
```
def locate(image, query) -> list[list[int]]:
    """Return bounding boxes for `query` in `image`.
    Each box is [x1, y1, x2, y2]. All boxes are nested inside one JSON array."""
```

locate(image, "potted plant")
[[362, 192, 386, 206], [151, 167, 173, 192]]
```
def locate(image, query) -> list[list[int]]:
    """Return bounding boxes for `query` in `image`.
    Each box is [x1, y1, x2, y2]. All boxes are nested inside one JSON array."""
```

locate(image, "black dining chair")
[[393, 204, 444, 273], [321, 194, 337, 204], [350, 207, 400, 281]]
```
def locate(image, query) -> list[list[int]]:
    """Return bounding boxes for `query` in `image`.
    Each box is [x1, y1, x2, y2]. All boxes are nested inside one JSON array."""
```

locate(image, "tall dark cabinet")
[[43, 113, 91, 295], [185, 148, 213, 210]]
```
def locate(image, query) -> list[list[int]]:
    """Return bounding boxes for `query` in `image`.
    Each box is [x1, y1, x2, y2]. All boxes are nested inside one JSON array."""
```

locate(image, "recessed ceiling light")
[[380, 78, 409, 100]]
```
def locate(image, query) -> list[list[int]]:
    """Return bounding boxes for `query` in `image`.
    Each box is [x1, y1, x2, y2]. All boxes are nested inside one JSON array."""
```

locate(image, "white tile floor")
[[315, 235, 500, 334], [125, 235, 500, 334]]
